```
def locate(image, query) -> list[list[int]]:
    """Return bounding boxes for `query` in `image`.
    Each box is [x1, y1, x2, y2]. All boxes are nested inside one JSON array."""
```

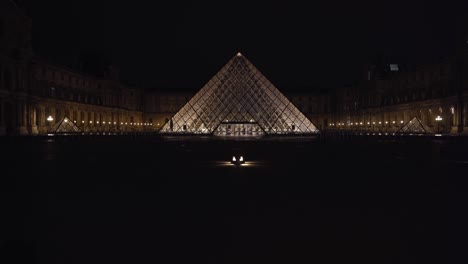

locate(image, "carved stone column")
[[28, 103, 38, 135]]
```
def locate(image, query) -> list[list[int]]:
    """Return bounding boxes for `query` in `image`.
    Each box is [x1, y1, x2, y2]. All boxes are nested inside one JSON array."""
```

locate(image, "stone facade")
[[0, 2, 148, 135], [144, 92, 193, 131], [1, 2, 467, 135], [326, 57, 468, 133]]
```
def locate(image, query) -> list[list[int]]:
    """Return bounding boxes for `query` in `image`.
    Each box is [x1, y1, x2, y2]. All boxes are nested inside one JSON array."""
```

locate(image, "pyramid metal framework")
[[51, 117, 82, 134], [398, 116, 432, 134], [160, 53, 319, 135]]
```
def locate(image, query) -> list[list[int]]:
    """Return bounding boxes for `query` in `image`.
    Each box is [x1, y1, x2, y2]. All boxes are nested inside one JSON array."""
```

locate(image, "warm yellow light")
[[435, 116, 443, 121], [73, 120, 76, 123], [239, 156, 244, 162], [232, 156, 236, 162], [121, 122, 123, 125], [400, 120, 404, 124], [64, 119, 68, 123], [82, 121, 84, 123], [47, 115, 54, 122], [379, 121, 382, 124], [89, 121, 92, 124], [373, 122, 375, 125], [360, 122, 363, 125], [392, 121, 396, 124], [114, 122, 116, 125], [367, 122, 370, 125]]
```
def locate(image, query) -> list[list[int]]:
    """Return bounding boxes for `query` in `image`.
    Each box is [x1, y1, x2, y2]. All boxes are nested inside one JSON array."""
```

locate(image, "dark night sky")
[[21, 0, 468, 92]]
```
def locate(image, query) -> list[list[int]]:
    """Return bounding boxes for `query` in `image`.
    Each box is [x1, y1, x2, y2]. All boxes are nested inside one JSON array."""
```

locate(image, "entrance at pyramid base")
[[214, 122, 265, 136]]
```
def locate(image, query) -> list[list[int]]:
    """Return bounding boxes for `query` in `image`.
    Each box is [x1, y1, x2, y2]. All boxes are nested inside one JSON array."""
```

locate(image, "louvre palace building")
[[1, 1, 468, 136]]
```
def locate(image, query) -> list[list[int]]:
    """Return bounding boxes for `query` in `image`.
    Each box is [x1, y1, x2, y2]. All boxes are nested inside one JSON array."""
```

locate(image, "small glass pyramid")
[[51, 117, 82, 134], [398, 116, 432, 134], [160, 53, 319, 135]]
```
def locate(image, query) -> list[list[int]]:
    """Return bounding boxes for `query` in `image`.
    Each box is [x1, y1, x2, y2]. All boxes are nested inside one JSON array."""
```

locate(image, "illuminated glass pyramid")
[[160, 53, 319, 136], [398, 116, 432, 134], [51, 117, 82, 133]]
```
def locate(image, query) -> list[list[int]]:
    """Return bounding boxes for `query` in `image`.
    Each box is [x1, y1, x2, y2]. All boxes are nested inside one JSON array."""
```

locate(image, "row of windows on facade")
[[342, 88, 456, 112], [43, 85, 104, 106], [37, 67, 100, 89], [396, 65, 450, 83], [368, 64, 450, 83]]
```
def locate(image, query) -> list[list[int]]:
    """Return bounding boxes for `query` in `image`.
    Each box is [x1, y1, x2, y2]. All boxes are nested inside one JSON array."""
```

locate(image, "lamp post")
[[435, 115, 443, 133], [46, 115, 54, 133]]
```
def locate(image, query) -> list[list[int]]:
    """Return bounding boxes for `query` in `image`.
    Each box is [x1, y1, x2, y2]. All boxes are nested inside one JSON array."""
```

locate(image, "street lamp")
[[46, 115, 54, 133], [435, 115, 443, 133]]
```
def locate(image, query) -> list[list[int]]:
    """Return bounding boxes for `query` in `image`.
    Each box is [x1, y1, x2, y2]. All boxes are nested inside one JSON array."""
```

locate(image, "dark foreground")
[[1, 136, 467, 263]]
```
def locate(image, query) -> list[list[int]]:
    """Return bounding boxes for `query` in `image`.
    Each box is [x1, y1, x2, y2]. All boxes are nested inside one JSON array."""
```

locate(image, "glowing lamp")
[[231, 155, 245, 165]]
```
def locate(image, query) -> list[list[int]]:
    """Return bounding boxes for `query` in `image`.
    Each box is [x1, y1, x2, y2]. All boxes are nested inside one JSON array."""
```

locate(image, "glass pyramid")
[[51, 117, 82, 134], [398, 116, 432, 134], [160, 53, 319, 136]]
